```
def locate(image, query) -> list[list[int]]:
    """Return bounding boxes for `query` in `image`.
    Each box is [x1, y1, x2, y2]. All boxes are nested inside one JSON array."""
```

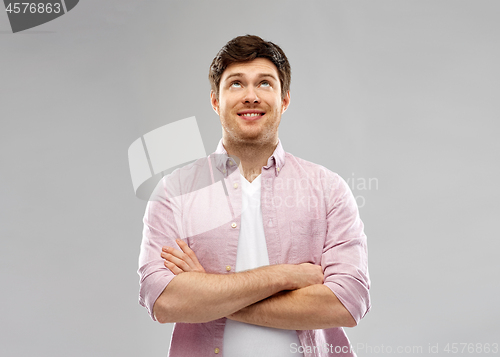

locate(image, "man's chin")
[[237, 132, 277, 145], [238, 134, 262, 143]]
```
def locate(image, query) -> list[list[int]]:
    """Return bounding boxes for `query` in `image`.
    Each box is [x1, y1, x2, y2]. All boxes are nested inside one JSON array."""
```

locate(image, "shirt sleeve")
[[321, 172, 371, 324], [137, 176, 182, 321]]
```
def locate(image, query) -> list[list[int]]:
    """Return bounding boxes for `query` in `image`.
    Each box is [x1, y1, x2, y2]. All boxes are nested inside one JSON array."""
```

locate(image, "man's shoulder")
[[152, 156, 215, 199], [282, 152, 353, 205], [173, 156, 211, 176], [284, 152, 340, 181]]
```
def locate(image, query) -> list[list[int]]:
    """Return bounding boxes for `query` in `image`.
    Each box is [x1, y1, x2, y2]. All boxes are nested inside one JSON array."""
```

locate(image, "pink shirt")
[[138, 140, 371, 357]]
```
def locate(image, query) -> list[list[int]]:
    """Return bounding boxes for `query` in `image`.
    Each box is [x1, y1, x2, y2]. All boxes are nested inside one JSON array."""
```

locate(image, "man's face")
[[211, 58, 290, 145]]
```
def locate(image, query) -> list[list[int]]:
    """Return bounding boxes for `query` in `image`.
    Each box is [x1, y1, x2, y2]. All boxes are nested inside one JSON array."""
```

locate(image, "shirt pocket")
[[290, 219, 326, 264]]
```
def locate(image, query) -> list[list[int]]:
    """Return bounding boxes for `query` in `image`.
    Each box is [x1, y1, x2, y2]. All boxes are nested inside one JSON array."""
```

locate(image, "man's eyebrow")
[[258, 73, 278, 81], [224, 73, 244, 81]]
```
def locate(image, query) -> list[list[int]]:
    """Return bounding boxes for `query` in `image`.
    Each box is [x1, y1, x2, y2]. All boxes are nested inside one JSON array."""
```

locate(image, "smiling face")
[[211, 58, 290, 146]]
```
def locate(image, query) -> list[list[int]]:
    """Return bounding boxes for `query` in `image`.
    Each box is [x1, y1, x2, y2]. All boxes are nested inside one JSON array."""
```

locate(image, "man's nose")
[[243, 87, 260, 103]]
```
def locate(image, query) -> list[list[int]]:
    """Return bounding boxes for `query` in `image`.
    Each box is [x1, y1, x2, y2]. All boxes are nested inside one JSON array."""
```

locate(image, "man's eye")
[[261, 81, 271, 87], [231, 82, 241, 87]]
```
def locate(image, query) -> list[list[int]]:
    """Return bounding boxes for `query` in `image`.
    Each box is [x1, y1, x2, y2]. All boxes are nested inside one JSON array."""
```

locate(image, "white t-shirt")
[[223, 174, 303, 357]]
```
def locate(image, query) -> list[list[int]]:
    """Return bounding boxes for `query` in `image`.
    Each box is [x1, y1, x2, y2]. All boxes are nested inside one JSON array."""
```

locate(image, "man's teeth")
[[241, 113, 261, 117]]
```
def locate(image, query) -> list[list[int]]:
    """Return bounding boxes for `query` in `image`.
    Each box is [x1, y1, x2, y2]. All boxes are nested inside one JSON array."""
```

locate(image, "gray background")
[[1, 1, 499, 356]]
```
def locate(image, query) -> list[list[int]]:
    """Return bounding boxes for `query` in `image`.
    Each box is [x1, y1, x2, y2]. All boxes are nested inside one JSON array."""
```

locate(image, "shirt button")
[[276, 167, 280, 172], [228, 161, 234, 166], [231, 222, 237, 228], [214, 347, 220, 354], [222, 169, 226, 174], [226, 265, 231, 272], [233, 183, 238, 189]]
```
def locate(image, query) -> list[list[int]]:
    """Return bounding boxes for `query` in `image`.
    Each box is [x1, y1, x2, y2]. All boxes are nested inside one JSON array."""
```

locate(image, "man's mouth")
[[237, 111, 265, 120]]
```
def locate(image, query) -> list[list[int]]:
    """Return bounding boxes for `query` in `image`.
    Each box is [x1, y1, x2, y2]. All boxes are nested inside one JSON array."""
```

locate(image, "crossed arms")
[[142, 171, 370, 329], [152, 239, 357, 329]]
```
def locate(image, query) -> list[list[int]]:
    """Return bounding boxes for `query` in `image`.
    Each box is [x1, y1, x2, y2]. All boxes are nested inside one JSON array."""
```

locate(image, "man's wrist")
[[271, 264, 297, 291]]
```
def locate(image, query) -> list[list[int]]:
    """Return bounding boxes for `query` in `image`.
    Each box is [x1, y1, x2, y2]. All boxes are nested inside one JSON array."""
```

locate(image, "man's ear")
[[210, 90, 219, 115], [281, 90, 291, 114]]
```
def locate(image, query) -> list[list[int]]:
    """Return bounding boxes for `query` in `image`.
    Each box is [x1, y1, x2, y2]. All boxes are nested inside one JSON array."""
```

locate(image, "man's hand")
[[290, 263, 324, 289], [161, 239, 206, 274]]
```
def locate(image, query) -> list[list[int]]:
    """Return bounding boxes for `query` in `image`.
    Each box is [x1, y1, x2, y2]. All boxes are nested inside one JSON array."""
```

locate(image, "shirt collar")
[[213, 139, 286, 177]]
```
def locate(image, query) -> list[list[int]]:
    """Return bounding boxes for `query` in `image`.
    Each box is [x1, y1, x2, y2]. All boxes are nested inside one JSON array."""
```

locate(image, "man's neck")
[[222, 138, 278, 183]]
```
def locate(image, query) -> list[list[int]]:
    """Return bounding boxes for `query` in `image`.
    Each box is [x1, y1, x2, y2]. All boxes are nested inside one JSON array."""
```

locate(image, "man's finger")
[[176, 239, 203, 265], [164, 260, 183, 275], [163, 245, 196, 268], [162, 251, 191, 272]]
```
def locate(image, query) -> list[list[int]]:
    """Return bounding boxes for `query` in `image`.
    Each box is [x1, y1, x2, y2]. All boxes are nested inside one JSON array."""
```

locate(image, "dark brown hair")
[[209, 35, 291, 100]]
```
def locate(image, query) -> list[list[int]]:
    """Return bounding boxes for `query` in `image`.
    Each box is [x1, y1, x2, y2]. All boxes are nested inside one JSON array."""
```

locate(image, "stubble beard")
[[221, 108, 281, 149]]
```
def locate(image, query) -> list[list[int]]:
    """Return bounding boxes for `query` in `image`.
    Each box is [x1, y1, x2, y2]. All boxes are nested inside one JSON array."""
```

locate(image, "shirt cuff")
[[139, 269, 176, 321], [324, 279, 371, 324]]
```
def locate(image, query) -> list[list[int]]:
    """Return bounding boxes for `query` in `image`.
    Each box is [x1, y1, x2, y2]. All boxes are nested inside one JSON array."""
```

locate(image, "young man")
[[138, 35, 370, 357]]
